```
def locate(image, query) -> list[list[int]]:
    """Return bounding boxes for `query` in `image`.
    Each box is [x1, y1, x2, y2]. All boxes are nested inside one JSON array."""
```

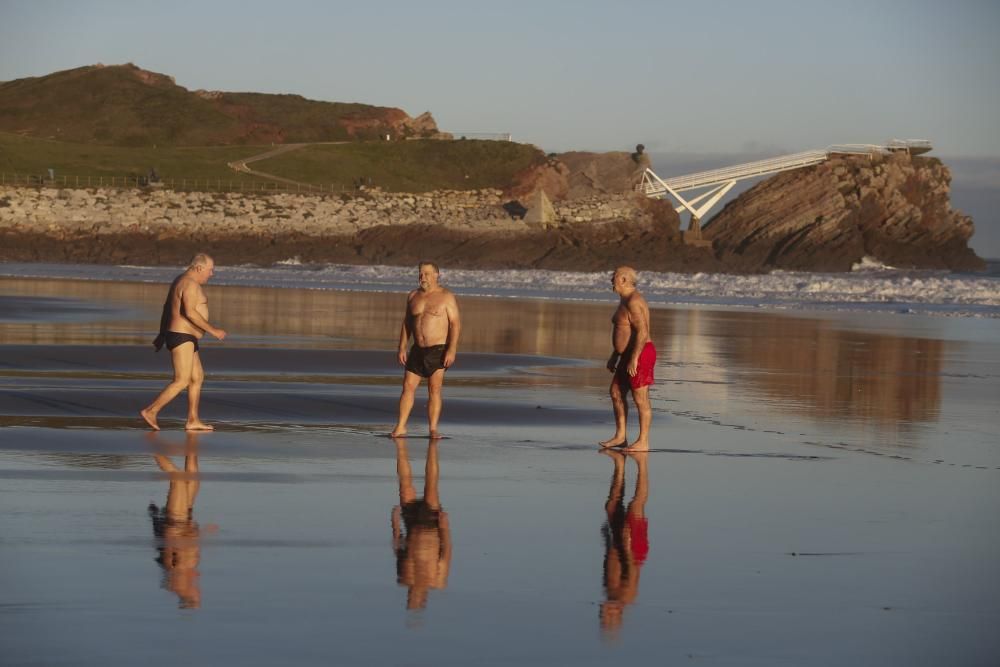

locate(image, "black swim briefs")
[[165, 331, 200, 352], [405, 344, 447, 378]]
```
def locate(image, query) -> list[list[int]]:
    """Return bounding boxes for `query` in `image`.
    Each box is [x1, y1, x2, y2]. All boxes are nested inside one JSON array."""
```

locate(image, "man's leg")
[[391, 436, 413, 553], [185, 351, 213, 431], [426, 369, 445, 439], [600, 378, 629, 447], [183, 433, 201, 508], [391, 371, 422, 437], [624, 386, 652, 451], [141, 343, 195, 430], [423, 440, 441, 509]]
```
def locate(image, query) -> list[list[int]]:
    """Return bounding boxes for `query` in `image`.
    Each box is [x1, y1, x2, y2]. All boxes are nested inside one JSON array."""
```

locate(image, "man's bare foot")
[[623, 439, 649, 452], [429, 430, 442, 440], [185, 420, 214, 432], [390, 428, 407, 437], [599, 435, 627, 448], [140, 409, 160, 431]]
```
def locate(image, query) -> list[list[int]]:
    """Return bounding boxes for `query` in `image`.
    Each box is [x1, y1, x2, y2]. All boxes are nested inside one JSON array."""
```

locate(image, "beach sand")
[[1, 277, 998, 666]]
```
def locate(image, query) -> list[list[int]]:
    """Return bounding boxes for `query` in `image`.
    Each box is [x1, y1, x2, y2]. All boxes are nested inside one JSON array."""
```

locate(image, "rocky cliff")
[[707, 152, 983, 272], [0, 152, 984, 274], [505, 150, 649, 202]]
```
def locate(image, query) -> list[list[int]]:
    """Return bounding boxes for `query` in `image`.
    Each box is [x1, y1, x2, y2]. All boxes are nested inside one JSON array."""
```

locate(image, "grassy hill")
[[0, 131, 263, 183], [0, 63, 436, 147], [255, 140, 543, 191], [0, 132, 544, 192]]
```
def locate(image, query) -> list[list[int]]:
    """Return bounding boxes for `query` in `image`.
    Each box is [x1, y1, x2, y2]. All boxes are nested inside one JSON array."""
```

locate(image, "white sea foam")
[[1, 261, 999, 318], [851, 256, 897, 272]]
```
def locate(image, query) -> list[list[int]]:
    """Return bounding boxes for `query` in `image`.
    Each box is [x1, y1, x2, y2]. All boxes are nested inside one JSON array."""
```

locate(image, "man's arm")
[[607, 350, 621, 373], [397, 292, 415, 366], [180, 284, 226, 341], [626, 300, 650, 376], [443, 294, 461, 368]]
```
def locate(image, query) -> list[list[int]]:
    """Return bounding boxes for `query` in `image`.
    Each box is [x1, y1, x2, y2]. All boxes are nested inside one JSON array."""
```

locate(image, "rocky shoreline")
[[0, 153, 984, 273]]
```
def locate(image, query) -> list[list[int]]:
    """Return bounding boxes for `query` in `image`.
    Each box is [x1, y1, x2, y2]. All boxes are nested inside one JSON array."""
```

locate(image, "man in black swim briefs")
[[405, 343, 447, 378], [164, 332, 200, 353], [140, 253, 227, 431], [391, 262, 461, 439]]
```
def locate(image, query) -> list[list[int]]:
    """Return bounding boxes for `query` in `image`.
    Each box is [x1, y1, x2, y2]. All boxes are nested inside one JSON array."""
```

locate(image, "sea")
[[1, 259, 999, 319]]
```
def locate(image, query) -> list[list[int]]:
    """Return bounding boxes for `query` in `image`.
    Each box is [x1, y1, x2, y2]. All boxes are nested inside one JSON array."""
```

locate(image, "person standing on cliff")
[[600, 266, 656, 451], [140, 253, 227, 431], [390, 262, 461, 439]]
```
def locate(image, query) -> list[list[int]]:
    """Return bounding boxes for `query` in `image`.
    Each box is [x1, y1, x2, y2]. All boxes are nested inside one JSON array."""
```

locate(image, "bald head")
[[188, 253, 214, 271], [614, 266, 637, 287], [187, 253, 216, 284]]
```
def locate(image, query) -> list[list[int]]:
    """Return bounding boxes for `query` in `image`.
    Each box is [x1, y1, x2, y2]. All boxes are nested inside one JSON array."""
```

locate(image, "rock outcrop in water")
[[706, 152, 983, 272]]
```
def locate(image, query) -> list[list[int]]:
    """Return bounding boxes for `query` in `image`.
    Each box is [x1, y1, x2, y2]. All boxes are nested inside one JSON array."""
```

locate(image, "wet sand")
[[1, 277, 998, 666]]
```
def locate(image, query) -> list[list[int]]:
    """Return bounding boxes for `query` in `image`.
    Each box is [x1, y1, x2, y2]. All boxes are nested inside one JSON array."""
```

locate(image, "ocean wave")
[[1, 261, 998, 318]]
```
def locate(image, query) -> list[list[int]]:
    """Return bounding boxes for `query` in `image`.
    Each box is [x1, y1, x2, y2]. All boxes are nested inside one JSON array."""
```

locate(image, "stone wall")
[[0, 186, 652, 240]]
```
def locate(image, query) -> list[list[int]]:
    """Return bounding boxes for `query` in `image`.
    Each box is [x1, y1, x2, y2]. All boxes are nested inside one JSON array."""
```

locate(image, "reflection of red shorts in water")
[[616, 341, 656, 391], [627, 514, 649, 564]]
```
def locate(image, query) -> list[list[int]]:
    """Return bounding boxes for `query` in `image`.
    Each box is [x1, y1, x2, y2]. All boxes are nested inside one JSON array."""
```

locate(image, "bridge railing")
[[451, 132, 513, 141], [642, 139, 935, 196], [659, 149, 827, 192]]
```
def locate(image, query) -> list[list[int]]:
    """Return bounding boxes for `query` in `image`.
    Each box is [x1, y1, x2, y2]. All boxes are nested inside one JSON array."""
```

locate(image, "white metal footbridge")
[[639, 139, 932, 232]]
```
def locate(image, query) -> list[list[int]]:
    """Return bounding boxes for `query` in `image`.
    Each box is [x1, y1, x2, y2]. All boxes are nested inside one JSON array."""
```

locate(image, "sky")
[[1, 0, 997, 157], [2, 0, 999, 255]]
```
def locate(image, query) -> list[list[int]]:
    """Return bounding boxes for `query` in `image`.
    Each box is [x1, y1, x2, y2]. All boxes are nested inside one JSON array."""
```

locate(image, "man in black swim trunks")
[[391, 262, 461, 439], [140, 253, 227, 431]]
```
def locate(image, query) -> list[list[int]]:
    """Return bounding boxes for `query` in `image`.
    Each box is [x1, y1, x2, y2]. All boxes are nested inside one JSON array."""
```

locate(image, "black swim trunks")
[[405, 344, 447, 378], [165, 331, 199, 352]]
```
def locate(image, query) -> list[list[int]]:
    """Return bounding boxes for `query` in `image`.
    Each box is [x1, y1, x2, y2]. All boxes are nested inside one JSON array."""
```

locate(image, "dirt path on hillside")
[[227, 142, 347, 188]]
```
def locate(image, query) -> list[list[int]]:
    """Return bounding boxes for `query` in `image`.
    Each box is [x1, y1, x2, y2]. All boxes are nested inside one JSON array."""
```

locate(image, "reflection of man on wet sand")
[[140, 253, 227, 431], [391, 262, 461, 439], [148, 432, 207, 609], [601, 266, 655, 451], [391, 437, 451, 610], [600, 450, 649, 636]]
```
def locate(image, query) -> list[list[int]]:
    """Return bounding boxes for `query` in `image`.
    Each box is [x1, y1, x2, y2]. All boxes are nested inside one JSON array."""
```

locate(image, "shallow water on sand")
[[1, 278, 998, 666]]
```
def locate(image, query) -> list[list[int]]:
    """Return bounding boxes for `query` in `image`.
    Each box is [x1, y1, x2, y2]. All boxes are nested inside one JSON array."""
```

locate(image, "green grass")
[[0, 65, 237, 146], [0, 64, 438, 147], [0, 132, 269, 183], [0, 133, 544, 193], [257, 139, 544, 192]]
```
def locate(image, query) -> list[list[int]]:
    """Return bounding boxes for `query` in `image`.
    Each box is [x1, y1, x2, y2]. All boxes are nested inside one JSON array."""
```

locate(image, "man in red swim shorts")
[[600, 266, 655, 451]]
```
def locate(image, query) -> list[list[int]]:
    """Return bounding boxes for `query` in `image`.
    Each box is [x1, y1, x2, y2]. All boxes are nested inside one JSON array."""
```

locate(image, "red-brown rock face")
[[707, 153, 984, 272]]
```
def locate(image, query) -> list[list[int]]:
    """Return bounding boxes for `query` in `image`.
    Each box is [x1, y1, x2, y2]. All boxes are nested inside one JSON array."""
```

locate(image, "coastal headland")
[[0, 150, 983, 273], [0, 63, 984, 273]]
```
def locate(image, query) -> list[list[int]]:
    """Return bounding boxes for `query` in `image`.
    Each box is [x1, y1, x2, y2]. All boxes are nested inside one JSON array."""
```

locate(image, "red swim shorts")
[[627, 514, 649, 565], [616, 341, 656, 391]]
